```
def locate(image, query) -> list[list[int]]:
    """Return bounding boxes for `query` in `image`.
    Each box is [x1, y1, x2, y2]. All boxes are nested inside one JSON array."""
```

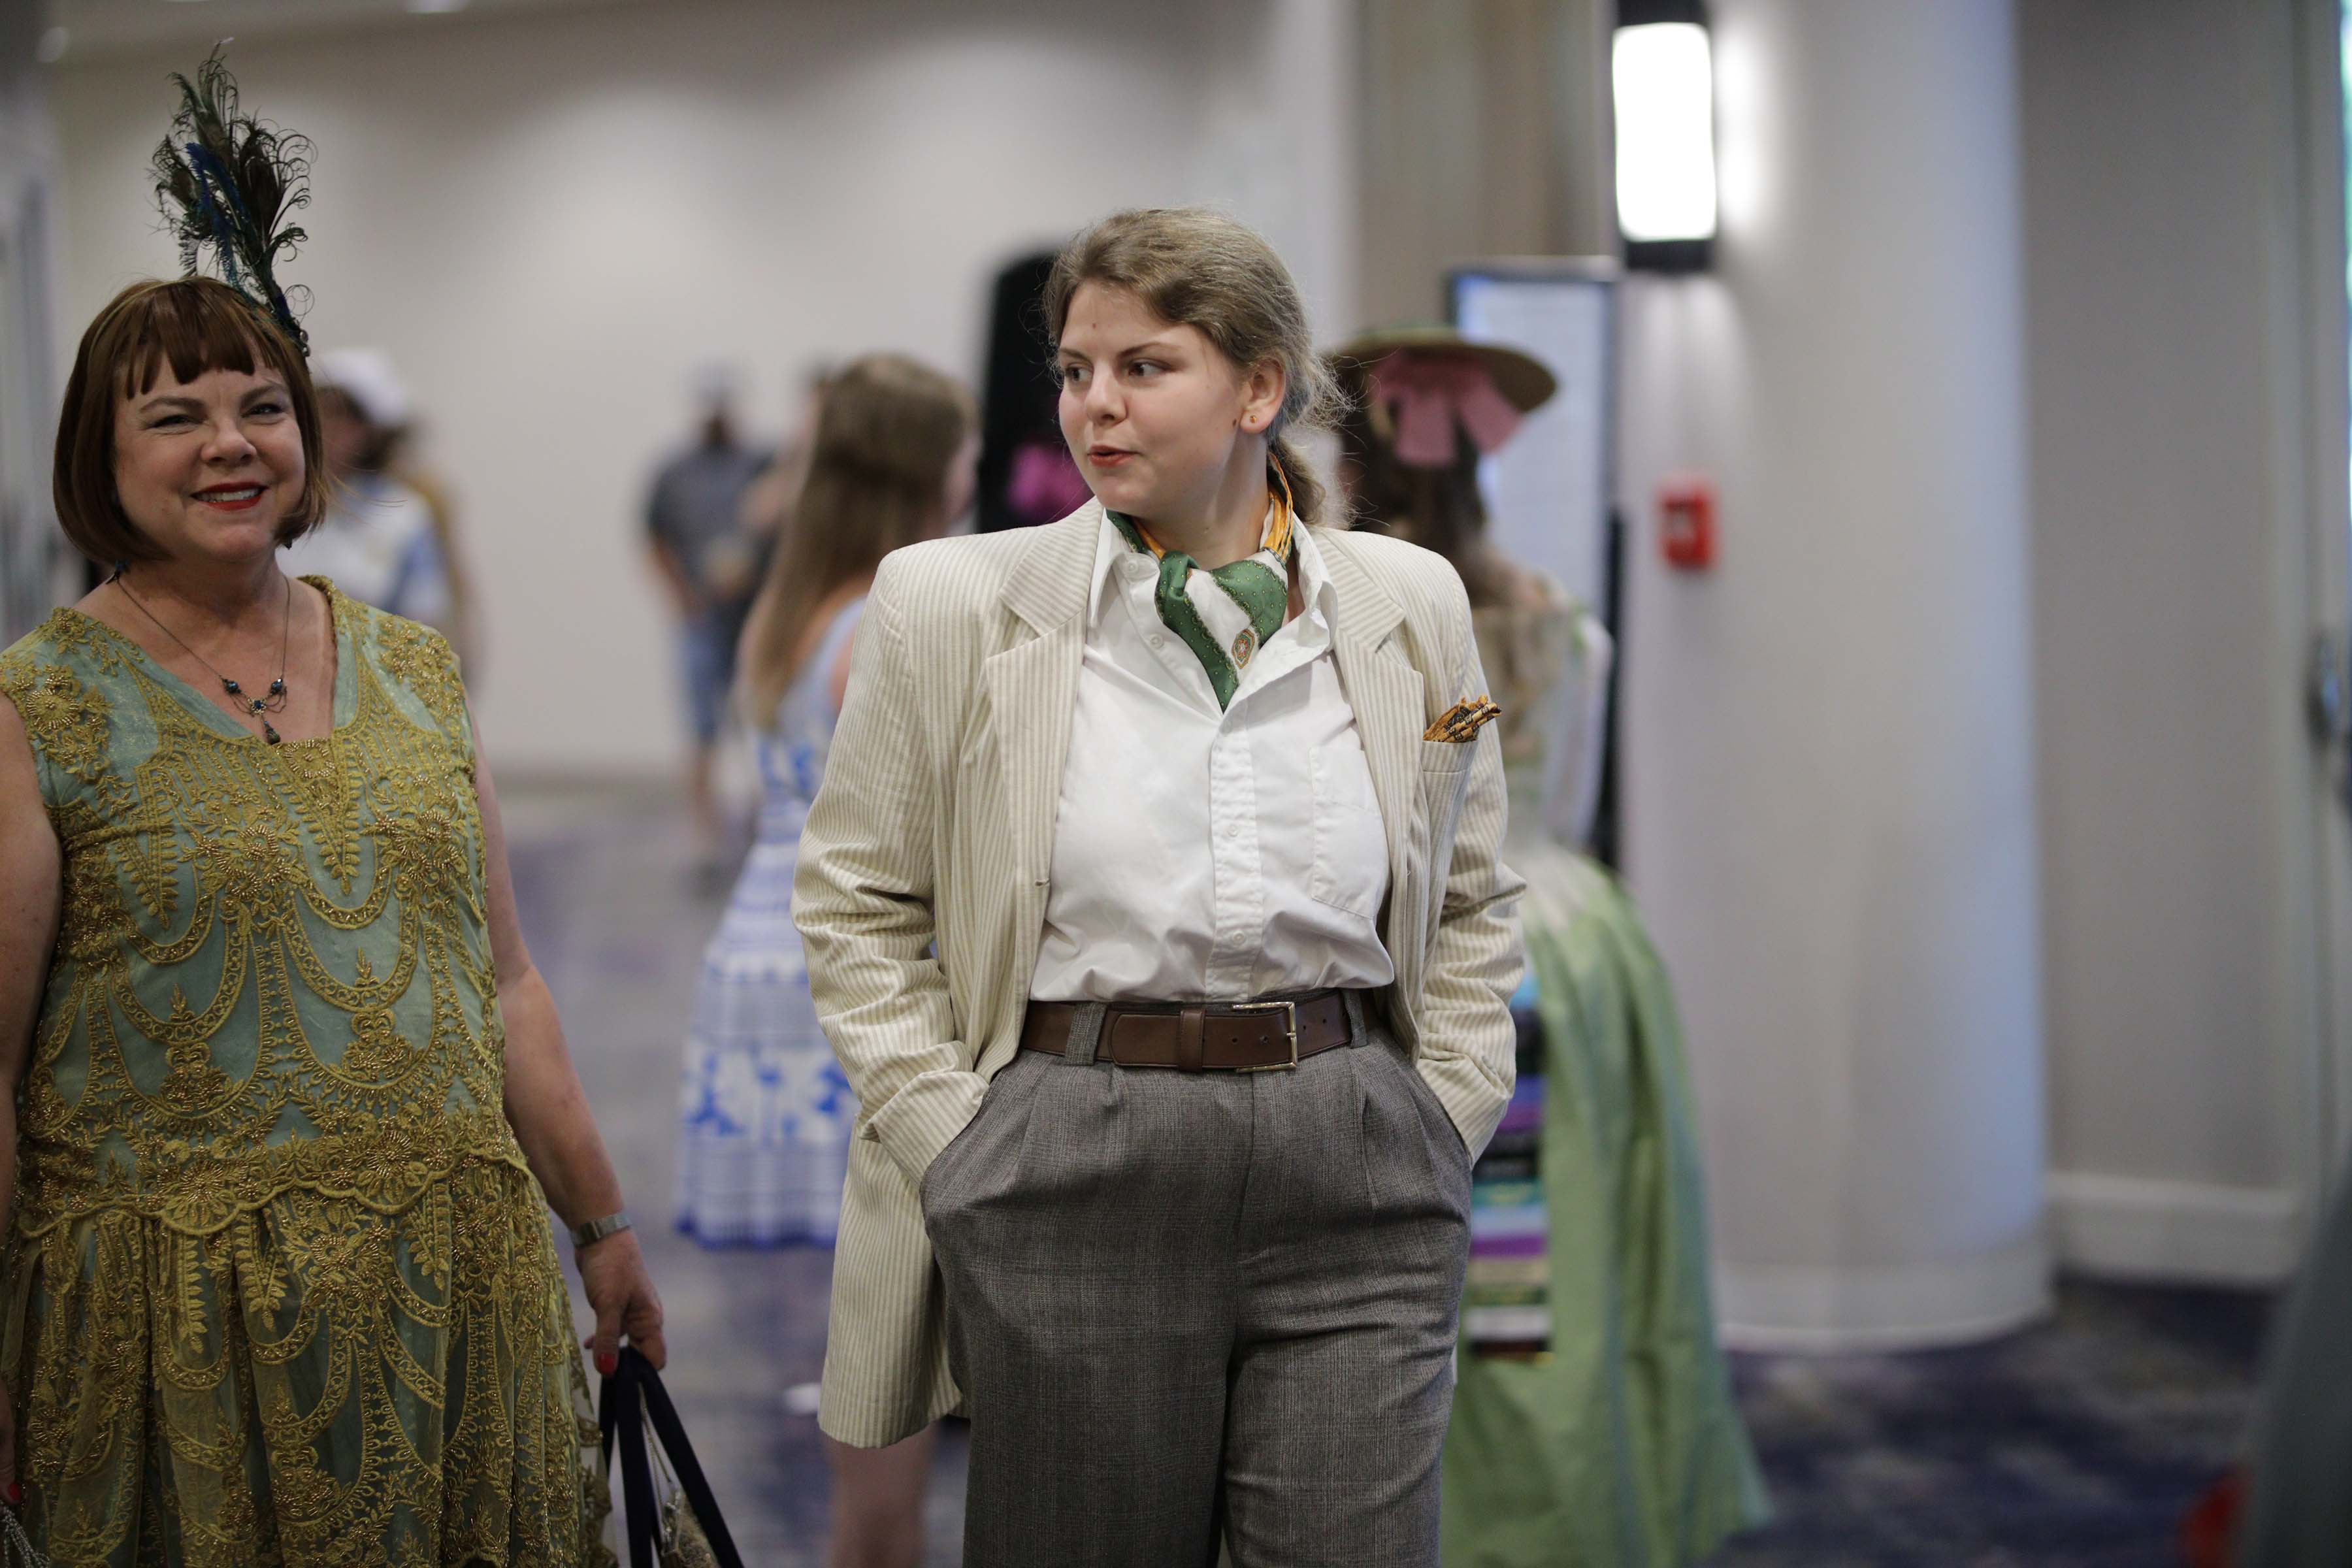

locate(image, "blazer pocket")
[[1416, 740, 1476, 898], [1309, 742, 1388, 919], [1418, 736, 1475, 776]]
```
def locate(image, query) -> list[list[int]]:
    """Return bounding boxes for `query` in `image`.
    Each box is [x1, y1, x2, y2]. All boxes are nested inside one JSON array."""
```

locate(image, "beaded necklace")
[[109, 568, 294, 744]]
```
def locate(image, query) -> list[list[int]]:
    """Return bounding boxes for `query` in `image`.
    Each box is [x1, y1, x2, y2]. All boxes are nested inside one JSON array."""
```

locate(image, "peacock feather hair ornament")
[[150, 46, 314, 357]]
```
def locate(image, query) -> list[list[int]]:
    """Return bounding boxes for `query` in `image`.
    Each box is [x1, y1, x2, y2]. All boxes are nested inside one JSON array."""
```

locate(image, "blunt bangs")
[[53, 277, 329, 565], [120, 283, 270, 400]]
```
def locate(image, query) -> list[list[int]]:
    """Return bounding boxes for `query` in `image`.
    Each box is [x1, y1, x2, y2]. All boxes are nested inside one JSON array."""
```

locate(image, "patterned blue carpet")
[[1710, 1281, 2268, 1566], [506, 787, 2274, 1565]]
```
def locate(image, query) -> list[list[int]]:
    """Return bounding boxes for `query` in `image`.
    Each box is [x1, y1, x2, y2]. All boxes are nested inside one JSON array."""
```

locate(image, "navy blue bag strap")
[[625, 1347, 747, 1568], [598, 1354, 661, 1568]]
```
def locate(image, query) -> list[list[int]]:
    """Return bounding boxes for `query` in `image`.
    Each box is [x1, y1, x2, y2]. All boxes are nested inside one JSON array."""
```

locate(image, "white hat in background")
[[689, 359, 743, 413], [312, 347, 414, 430]]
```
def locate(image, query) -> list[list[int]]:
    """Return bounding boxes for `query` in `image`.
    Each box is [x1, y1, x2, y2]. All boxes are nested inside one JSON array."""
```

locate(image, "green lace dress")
[[0, 583, 611, 1567]]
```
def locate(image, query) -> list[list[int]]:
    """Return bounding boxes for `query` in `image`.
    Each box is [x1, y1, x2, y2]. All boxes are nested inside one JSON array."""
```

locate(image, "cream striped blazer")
[[794, 503, 1526, 1447]]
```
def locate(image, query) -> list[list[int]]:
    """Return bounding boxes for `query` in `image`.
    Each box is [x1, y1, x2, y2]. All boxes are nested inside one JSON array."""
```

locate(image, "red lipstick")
[[193, 482, 268, 512]]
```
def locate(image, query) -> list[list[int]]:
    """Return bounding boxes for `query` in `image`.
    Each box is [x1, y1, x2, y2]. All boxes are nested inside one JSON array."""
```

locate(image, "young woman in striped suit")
[[795, 208, 1525, 1567]]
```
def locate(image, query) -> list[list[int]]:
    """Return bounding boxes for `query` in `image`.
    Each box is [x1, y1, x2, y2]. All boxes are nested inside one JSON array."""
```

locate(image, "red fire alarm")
[[1659, 478, 1716, 570]]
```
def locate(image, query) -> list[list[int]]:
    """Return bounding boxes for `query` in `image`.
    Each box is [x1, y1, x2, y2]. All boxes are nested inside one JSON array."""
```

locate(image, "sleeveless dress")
[[1440, 585, 1769, 1567], [0, 583, 610, 1568], [674, 599, 862, 1247]]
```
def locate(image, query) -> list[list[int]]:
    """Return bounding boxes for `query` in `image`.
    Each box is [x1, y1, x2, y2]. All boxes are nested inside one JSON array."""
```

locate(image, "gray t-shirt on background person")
[[645, 441, 772, 615]]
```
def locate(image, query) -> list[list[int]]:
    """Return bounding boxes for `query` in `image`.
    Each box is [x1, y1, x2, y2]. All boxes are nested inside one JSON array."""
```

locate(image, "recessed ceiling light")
[[406, 0, 472, 12], [35, 26, 67, 63]]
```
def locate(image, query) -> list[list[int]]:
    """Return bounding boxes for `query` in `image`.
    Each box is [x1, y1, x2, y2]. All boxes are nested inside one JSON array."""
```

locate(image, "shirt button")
[[1149, 635, 1165, 649], [1224, 823, 1240, 838], [1120, 558, 1151, 580]]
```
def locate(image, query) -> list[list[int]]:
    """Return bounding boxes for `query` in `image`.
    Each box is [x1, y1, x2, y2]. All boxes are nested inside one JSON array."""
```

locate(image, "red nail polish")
[[595, 1350, 618, 1376], [7, 1482, 22, 1505]]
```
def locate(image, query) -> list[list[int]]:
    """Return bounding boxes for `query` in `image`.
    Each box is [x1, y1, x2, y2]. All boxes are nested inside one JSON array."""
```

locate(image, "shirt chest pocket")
[[1309, 741, 1388, 919]]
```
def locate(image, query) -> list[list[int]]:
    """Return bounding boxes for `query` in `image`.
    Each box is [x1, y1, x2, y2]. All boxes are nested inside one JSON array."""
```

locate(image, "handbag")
[[0, 1507, 45, 1568], [598, 1347, 746, 1568]]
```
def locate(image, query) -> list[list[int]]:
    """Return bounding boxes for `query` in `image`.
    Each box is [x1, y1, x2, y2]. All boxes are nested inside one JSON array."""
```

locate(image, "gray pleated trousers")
[[919, 1005, 1473, 1568]]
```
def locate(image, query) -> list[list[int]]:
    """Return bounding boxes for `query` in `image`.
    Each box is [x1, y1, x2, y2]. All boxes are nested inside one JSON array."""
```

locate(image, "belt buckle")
[[1232, 1000, 1299, 1071]]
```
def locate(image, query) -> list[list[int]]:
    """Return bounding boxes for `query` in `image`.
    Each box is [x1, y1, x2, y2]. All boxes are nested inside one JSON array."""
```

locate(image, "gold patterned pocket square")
[[1424, 694, 1502, 743]]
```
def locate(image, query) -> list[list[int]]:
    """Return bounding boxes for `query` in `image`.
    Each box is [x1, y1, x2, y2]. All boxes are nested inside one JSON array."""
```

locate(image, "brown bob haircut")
[[53, 276, 329, 564]]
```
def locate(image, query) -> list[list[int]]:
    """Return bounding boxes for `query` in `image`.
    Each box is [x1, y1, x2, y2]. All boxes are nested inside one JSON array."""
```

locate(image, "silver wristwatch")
[[570, 1209, 633, 1249]]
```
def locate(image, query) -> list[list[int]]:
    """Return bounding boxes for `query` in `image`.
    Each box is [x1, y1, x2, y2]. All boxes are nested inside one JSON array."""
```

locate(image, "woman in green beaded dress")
[[0, 273, 661, 1565]]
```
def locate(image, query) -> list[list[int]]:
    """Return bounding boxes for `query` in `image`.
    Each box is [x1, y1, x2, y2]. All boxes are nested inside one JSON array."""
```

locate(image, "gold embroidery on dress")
[[0, 585, 613, 1565]]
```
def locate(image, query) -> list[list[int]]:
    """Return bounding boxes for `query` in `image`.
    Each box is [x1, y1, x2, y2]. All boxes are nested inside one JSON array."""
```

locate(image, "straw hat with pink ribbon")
[[1329, 326, 1558, 468]]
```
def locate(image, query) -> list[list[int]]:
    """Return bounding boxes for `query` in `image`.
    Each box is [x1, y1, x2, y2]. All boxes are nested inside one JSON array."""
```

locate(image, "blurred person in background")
[[279, 346, 480, 671], [1333, 327, 1767, 1565], [644, 363, 772, 882], [0, 55, 662, 1558], [796, 208, 1522, 1567], [975, 251, 1092, 534], [674, 353, 974, 1567], [278, 346, 476, 662]]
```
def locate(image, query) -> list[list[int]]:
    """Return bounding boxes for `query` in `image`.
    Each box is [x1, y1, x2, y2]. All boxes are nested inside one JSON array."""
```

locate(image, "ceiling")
[[44, 0, 659, 59]]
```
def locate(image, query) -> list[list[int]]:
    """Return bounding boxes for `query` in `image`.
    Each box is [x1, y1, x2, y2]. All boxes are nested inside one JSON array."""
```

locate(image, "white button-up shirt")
[[1030, 514, 1396, 1002]]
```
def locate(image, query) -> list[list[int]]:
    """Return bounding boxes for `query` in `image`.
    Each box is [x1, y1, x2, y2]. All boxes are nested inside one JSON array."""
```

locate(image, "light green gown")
[[0, 583, 610, 1567], [1441, 591, 1768, 1568]]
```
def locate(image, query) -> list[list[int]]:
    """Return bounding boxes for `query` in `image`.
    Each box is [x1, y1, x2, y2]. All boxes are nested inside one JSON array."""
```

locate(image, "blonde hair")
[[1043, 207, 1343, 523], [736, 354, 972, 725]]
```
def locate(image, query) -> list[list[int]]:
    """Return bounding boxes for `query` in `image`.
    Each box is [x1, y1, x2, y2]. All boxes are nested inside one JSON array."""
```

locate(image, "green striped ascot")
[[1109, 498, 1294, 709]]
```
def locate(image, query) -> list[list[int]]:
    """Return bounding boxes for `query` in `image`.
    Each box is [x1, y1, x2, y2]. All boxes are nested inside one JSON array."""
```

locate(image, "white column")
[[1619, 0, 2047, 1348]]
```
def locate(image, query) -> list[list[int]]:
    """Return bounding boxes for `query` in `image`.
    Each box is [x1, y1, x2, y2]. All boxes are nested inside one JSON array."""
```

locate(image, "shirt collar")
[[1289, 519, 1339, 640], [1087, 510, 1131, 625]]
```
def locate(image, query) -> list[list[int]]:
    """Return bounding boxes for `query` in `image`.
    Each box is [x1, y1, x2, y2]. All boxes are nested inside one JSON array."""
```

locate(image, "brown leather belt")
[[1019, 991, 1354, 1072]]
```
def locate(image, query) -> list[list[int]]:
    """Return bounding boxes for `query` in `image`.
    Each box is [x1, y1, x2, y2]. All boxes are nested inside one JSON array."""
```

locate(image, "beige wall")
[[50, 0, 1357, 775], [0, 0, 66, 642], [1614, 0, 2048, 1347], [1356, 0, 1612, 326], [2019, 0, 2328, 1277], [1601, 0, 2333, 1288]]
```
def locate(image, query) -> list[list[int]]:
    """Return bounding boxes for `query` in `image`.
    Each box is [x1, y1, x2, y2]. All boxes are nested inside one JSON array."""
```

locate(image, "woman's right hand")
[[578, 1228, 667, 1373]]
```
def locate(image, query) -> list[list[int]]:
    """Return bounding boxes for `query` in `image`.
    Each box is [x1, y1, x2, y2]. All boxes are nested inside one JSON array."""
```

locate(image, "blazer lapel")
[[1315, 531, 1422, 956], [982, 508, 1100, 1023]]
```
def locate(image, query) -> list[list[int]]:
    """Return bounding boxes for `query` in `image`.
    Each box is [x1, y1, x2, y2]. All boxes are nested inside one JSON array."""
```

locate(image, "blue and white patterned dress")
[[675, 598, 863, 1245]]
